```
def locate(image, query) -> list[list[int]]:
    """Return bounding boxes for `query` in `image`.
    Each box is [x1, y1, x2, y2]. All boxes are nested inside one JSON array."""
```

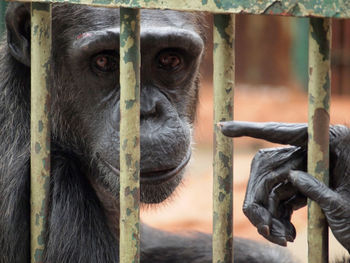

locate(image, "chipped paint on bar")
[[119, 7, 141, 263], [30, 3, 52, 263], [213, 13, 234, 263], [8, 0, 350, 19], [307, 17, 331, 263]]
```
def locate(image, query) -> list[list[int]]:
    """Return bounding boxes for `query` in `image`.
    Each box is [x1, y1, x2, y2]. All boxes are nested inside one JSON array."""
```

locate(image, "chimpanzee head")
[[6, 3, 207, 204]]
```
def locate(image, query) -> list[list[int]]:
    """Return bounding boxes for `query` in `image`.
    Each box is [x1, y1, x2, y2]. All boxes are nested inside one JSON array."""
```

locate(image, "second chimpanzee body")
[[0, 4, 295, 262]]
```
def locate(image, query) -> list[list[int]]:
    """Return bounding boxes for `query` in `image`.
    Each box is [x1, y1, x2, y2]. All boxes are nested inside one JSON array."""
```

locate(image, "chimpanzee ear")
[[6, 3, 31, 67]]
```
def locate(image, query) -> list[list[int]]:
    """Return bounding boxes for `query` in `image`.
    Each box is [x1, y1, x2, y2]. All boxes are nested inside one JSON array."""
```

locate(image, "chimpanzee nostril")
[[140, 96, 158, 118]]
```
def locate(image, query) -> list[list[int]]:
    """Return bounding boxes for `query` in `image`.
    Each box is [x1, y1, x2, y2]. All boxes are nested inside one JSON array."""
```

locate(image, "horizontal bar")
[[307, 17, 331, 263], [30, 2, 52, 263], [213, 13, 234, 263], [119, 7, 141, 263], [8, 0, 350, 19]]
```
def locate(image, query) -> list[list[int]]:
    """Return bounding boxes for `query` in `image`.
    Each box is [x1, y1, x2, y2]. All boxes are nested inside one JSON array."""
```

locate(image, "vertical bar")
[[307, 17, 331, 263], [119, 7, 141, 263], [30, 3, 52, 263], [213, 14, 235, 263]]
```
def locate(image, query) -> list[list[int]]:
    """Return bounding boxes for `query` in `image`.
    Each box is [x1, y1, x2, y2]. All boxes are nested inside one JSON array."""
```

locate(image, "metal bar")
[[30, 3, 52, 263], [7, 0, 350, 19], [213, 13, 234, 263], [307, 17, 331, 263], [119, 7, 141, 263]]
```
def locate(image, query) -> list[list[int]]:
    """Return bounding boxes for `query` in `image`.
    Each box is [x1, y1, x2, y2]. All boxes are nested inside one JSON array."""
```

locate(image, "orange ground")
[[141, 84, 350, 262]]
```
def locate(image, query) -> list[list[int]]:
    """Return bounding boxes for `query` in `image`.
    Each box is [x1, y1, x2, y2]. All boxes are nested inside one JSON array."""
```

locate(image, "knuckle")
[[242, 203, 252, 217]]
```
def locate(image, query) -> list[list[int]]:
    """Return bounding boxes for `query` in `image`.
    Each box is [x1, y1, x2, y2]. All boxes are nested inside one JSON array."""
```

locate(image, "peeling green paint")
[[38, 120, 44, 132], [119, 7, 140, 263], [307, 17, 331, 263], [35, 143, 41, 154], [125, 99, 136, 109], [37, 232, 44, 245], [91, 0, 112, 4], [11, 0, 350, 18], [213, 14, 234, 263], [289, 3, 304, 17], [315, 160, 327, 174], [30, 3, 52, 263], [42, 158, 49, 171], [125, 153, 132, 166], [214, 15, 231, 46], [34, 249, 44, 262], [322, 74, 330, 110], [263, 1, 283, 14], [310, 19, 330, 61]]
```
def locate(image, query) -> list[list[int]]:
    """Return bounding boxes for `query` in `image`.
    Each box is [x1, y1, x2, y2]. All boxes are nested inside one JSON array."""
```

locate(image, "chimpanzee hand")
[[220, 121, 350, 252]]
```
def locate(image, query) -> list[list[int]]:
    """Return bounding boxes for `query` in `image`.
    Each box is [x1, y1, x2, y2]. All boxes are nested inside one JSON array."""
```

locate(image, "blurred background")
[[1, 5, 349, 262], [141, 14, 350, 263]]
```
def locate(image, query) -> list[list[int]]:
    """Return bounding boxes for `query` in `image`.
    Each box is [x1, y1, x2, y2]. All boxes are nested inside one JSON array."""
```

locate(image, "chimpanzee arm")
[[140, 224, 211, 263], [0, 153, 30, 263], [140, 225, 297, 263], [220, 121, 350, 252]]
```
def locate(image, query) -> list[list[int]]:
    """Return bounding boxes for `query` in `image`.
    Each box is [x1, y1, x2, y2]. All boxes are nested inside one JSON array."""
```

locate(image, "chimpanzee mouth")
[[100, 151, 191, 185]]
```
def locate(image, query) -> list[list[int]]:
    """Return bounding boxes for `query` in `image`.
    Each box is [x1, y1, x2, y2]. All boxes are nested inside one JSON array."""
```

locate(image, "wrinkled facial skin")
[[49, 5, 205, 203]]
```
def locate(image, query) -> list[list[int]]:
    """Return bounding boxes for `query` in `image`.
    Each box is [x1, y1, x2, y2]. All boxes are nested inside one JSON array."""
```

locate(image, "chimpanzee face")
[[47, 6, 205, 203]]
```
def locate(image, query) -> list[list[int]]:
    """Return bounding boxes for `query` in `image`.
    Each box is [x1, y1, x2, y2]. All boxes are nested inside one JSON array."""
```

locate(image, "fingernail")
[[258, 225, 270, 236]]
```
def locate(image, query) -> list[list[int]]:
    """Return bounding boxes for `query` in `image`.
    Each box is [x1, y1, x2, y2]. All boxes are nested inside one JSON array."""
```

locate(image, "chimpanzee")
[[0, 3, 296, 262], [221, 121, 350, 260]]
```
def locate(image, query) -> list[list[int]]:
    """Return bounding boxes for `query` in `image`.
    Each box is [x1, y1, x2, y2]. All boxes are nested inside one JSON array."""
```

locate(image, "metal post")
[[30, 3, 52, 263], [307, 17, 331, 263], [119, 7, 141, 263], [213, 14, 235, 263]]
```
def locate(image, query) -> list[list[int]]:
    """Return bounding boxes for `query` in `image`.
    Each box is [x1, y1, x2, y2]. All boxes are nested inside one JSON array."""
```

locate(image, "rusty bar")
[[307, 17, 331, 263], [213, 13, 235, 263], [30, 3, 52, 263], [119, 7, 141, 263], [8, 0, 350, 19]]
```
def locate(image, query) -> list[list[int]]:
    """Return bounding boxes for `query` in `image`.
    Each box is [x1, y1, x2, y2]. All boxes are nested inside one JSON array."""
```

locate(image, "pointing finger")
[[219, 121, 308, 146]]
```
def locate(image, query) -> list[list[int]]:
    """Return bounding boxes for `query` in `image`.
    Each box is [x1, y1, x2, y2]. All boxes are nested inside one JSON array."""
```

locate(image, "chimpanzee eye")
[[157, 50, 183, 72], [92, 52, 118, 73]]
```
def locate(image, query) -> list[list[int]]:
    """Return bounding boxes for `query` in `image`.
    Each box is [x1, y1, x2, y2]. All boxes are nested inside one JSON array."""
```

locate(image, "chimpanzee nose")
[[140, 88, 160, 118], [141, 96, 158, 118]]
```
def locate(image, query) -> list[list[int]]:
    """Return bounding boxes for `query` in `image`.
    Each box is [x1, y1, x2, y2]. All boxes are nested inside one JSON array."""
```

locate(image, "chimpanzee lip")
[[100, 151, 191, 185]]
